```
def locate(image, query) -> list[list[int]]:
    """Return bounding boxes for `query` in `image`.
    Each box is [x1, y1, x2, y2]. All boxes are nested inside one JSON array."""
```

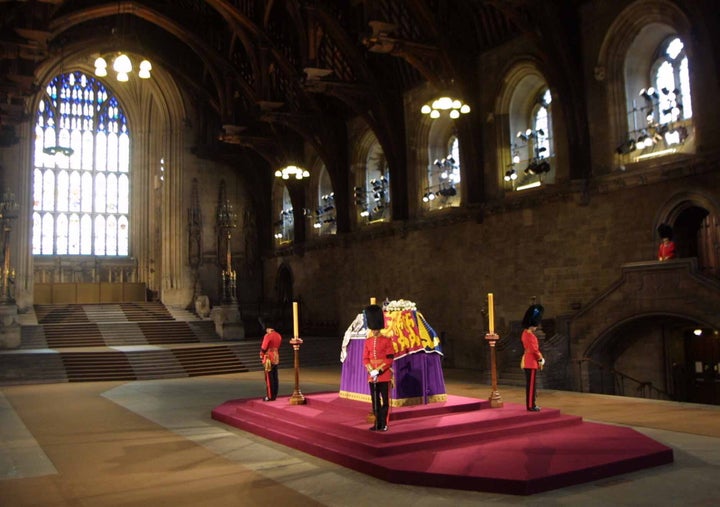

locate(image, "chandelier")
[[42, 145, 74, 157], [421, 96, 470, 119], [94, 52, 152, 82], [275, 165, 310, 180]]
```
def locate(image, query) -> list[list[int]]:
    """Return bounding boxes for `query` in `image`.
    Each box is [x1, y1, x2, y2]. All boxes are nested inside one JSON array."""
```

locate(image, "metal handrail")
[[577, 357, 670, 400]]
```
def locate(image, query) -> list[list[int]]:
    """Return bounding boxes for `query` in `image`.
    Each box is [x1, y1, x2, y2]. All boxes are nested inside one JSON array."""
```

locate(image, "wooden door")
[[697, 214, 719, 278], [685, 329, 720, 405]]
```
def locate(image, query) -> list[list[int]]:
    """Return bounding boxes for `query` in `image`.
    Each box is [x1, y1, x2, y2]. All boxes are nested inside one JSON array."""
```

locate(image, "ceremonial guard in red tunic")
[[657, 223, 676, 261], [362, 304, 395, 431], [520, 304, 545, 411], [260, 325, 282, 401]]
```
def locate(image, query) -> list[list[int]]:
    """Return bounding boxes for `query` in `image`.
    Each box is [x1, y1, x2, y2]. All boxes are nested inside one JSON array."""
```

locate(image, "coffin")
[[339, 301, 446, 406]]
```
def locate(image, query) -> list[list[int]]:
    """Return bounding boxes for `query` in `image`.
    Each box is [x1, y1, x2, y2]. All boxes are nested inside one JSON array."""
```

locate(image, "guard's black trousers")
[[524, 368, 538, 409], [265, 365, 279, 400], [369, 381, 390, 429]]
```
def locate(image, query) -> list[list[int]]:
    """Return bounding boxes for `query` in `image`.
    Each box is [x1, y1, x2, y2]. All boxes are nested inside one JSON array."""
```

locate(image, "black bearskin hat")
[[522, 304, 544, 328], [364, 304, 385, 331], [658, 223, 673, 240]]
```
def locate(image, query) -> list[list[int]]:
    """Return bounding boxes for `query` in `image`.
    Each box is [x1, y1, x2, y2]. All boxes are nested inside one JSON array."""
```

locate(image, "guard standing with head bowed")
[[520, 303, 545, 412], [362, 304, 394, 431], [260, 322, 282, 401]]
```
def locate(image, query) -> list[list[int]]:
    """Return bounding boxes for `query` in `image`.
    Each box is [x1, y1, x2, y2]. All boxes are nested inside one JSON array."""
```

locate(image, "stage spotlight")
[[639, 87, 658, 101], [616, 139, 636, 155], [534, 161, 550, 174]]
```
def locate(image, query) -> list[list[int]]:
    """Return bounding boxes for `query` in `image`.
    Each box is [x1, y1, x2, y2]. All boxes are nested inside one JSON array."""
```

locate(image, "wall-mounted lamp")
[[424, 154, 459, 207], [354, 178, 389, 222], [307, 193, 336, 233], [524, 160, 551, 176], [508, 129, 551, 190], [617, 87, 689, 157]]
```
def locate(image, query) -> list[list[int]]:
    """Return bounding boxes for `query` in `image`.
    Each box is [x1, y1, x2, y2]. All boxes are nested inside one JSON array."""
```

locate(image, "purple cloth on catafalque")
[[339, 311, 446, 406]]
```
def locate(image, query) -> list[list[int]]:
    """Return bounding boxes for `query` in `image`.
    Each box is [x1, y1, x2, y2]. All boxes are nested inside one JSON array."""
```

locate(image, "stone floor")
[[1, 366, 719, 506]]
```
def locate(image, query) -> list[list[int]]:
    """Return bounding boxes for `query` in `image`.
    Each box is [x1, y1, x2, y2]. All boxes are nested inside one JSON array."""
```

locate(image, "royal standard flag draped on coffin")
[[384, 309, 441, 358]]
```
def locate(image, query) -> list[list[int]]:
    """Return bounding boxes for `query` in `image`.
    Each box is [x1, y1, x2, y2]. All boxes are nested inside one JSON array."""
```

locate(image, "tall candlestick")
[[488, 293, 495, 334], [293, 302, 299, 338], [370, 297, 376, 305]]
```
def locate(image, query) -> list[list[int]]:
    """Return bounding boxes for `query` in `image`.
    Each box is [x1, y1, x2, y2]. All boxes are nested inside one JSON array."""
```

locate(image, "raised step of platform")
[[212, 392, 674, 495]]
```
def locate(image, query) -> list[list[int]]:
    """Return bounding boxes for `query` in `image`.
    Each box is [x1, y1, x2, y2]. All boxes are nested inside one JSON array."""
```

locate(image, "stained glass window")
[[654, 37, 692, 125], [32, 71, 130, 256]]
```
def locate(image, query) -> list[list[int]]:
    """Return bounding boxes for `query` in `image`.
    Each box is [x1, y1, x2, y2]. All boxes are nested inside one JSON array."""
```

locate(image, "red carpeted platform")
[[211, 392, 673, 495]]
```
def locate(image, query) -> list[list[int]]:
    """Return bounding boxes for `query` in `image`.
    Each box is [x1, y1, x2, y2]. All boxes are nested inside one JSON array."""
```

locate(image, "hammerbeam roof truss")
[[1, 0, 530, 162]]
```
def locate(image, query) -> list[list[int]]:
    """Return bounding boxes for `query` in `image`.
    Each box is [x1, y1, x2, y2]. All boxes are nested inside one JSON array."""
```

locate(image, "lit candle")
[[370, 297, 376, 305], [293, 301, 299, 338], [488, 293, 495, 334]]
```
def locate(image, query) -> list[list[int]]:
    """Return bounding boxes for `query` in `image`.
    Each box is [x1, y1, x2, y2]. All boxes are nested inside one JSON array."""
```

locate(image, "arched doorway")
[[583, 315, 716, 404], [569, 258, 720, 406], [661, 195, 720, 278]]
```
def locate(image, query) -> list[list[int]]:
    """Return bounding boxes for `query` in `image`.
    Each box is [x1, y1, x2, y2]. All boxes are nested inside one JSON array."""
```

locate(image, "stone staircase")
[[0, 302, 341, 385]]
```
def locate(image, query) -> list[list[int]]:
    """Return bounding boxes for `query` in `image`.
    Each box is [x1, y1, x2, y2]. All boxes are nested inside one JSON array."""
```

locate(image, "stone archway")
[[569, 258, 720, 401], [656, 191, 720, 277]]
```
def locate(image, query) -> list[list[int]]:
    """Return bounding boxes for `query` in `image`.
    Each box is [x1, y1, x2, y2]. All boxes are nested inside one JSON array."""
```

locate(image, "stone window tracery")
[[32, 71, 130, 256]]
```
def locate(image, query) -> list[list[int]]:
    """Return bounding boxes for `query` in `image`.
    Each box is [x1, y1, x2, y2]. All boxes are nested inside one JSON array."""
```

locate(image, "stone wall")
[[264, 169, 720, 373]]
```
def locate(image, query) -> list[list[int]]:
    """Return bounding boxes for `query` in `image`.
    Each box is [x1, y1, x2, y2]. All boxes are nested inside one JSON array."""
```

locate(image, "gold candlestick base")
[[485, 333, 504, 408], [288, 337, 306, 405]]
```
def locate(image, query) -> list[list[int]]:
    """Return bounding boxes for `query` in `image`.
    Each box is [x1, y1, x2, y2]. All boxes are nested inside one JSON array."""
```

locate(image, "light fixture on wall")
[[616, 87, 688, 158], [423, 155, 459, 204], [0, 188, 20, 304], [275, 165, 310, 180], [421, 96, 470, 119], [307, 193, 336, 230], [274, 208, 294, 242], [504, 129, 551, 192], [511, 129, 551, 184], [216, 197, 238, 304], [354, 177, 389, 221]]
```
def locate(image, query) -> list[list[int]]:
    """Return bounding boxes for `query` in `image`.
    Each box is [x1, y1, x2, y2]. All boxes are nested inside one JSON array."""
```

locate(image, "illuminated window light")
[[634, 148, 677, 162], [515, 181, 542, 191]]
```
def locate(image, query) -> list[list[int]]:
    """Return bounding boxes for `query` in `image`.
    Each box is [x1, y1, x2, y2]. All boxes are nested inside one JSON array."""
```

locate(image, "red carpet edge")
[[211, 392, 674, 495]]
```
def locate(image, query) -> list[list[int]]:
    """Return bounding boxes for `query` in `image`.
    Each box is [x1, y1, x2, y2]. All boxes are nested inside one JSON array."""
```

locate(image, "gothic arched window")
[[509, 86, 554, 191], [353, 139, 390, 224], [424, 123, 461, 210], [32, 71, 130, 256], [312, 166, 336, 236], [273, 184, 294, 245], [617, 27, 694, 160]]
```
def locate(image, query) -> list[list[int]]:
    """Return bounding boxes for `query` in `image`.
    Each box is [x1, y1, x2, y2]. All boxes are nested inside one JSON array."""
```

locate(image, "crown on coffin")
[[384, 299, 417, 312]]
